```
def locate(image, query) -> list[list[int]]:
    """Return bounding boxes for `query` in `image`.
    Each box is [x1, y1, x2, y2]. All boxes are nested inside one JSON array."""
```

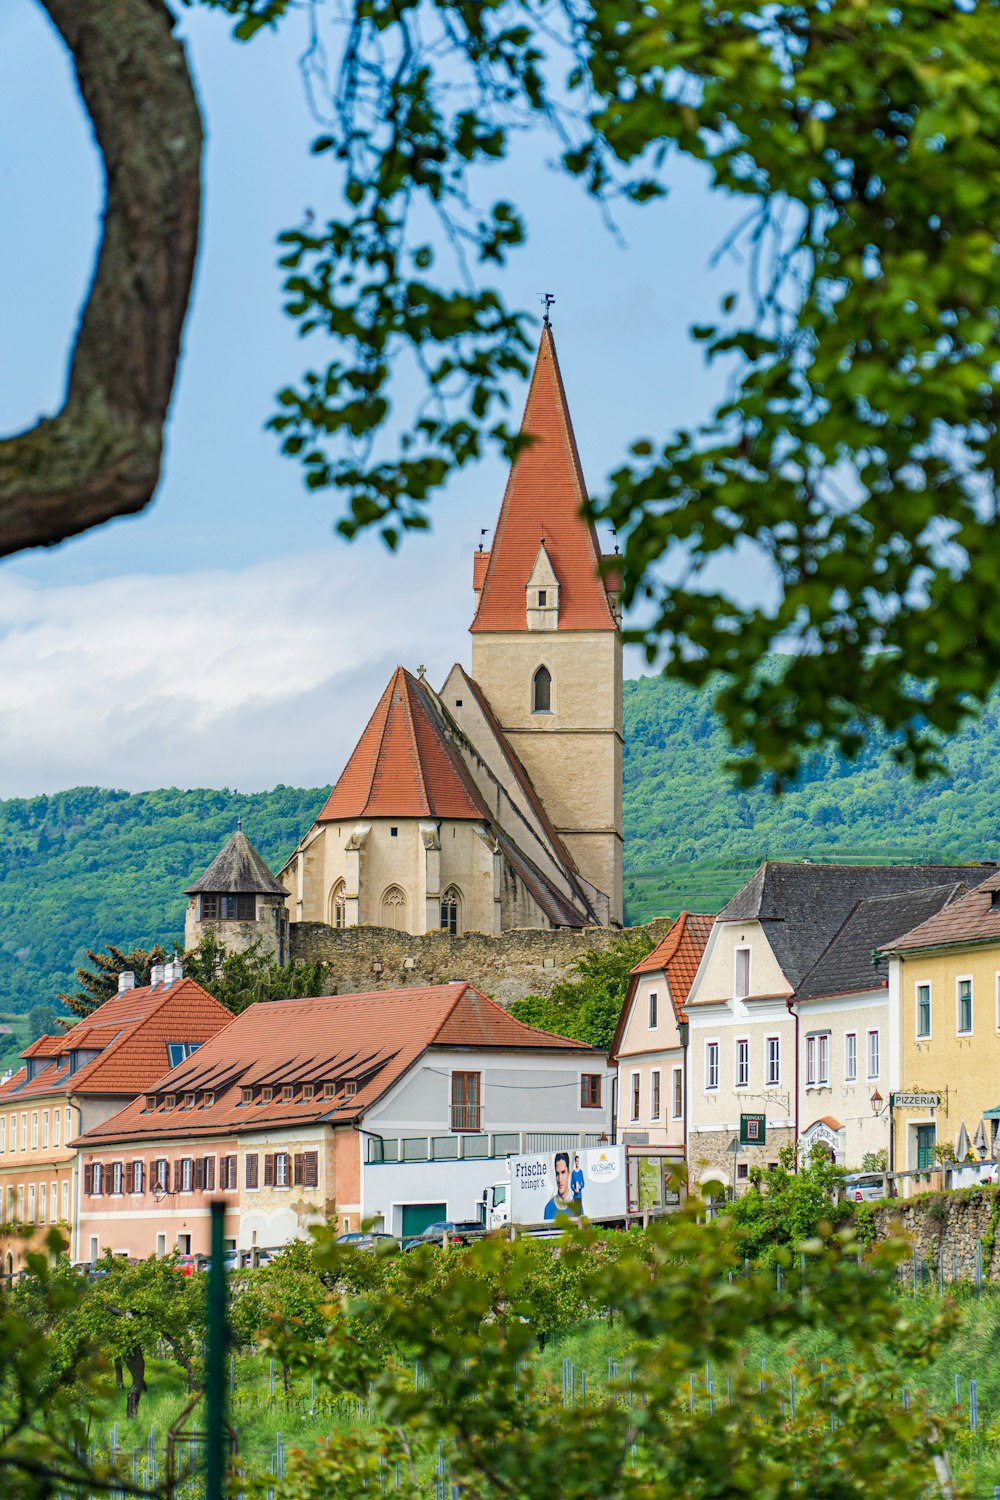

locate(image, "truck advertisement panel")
[[508, 1146, 626, 1224]]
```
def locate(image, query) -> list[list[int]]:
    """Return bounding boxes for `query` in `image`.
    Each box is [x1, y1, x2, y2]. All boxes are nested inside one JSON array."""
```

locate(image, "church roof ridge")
[[471, 325, 617, 634], [317, 666, 484, 823]]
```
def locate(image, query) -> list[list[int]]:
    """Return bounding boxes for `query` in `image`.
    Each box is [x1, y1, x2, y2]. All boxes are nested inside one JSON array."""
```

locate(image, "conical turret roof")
[[185, 830, 287, 896], [471, 326, 617, 633], [317, 667, 484, 822]]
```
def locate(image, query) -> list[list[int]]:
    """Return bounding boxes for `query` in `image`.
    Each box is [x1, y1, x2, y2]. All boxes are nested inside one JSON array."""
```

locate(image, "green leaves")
[[209, 0, 1000, 782]]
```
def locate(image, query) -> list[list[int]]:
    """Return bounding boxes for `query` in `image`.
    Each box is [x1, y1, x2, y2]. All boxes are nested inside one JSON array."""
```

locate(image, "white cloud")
[[0, 545, 473, 798]]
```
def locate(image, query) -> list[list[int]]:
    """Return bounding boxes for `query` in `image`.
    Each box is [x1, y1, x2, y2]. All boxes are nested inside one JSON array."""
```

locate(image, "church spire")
[[470, 325, 617, 634]]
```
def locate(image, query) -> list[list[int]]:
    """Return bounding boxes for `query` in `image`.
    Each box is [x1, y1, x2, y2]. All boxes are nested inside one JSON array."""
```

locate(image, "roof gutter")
[[785, 997, 799, 1173]]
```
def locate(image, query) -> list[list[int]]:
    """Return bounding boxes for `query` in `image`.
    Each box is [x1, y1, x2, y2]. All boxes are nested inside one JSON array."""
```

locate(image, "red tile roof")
[[608, 912, 715, 1062], [318, 667, 484, 821], [77, 983, 600, 1145], [881, 871, 1000, 954], [0, 979, 232, 1104], [471, 327, 617, 634]]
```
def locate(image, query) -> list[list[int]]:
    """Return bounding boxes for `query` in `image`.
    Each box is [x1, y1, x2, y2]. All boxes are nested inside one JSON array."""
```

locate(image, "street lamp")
[[870, 1089, 887, 1118]]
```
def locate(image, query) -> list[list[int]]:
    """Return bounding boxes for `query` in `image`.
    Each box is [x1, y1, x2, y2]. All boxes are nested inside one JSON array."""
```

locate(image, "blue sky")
[[0, 0, 758, 798]]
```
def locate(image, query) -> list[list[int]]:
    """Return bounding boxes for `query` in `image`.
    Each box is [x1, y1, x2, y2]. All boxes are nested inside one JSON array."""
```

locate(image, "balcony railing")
[[451, 1103, 481, 1132]]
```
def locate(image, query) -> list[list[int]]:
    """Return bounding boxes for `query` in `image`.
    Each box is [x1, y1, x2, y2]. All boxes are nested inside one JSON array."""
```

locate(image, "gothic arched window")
[[381, 885, 408, 931], [532, 665, 552, 713], [329, 880, 347, 929], [440, 886, 462, 936]]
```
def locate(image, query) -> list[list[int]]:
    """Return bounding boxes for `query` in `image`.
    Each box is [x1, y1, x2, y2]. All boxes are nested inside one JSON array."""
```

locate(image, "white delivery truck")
[[482, 1145, 683, 1231]]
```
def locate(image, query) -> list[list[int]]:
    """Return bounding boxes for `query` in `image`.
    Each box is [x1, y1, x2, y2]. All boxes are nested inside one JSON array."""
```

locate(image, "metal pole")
[[206, 1200, 228, 1500]]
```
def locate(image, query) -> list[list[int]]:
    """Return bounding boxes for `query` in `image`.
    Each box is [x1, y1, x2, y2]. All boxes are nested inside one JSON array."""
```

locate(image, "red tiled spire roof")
[[318, 667, 484, 822], [471, 327, 617, 633], [608, 912, 715, 1063]]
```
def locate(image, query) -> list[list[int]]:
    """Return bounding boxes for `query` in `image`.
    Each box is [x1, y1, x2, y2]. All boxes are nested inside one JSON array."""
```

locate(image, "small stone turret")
[[184, 828, 289, 962]]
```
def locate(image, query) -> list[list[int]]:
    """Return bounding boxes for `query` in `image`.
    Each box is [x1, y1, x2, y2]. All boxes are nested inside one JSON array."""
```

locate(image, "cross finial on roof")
[[479, 527, 488, 552], [417, 664, 427, 680], [539, 291, 555, 328]]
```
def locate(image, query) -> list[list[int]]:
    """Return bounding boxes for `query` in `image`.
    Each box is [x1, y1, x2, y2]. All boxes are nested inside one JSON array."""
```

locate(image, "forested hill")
[[1, 675, 999, 1016]]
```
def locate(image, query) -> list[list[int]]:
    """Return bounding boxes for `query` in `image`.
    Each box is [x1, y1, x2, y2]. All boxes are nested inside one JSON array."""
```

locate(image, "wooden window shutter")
[[245, 1153, 258, 1189], [204, 1157, 215, 1191], [293, 1153, 305, 1186], [84, 1163, 93, 1194], [194, 1158, 205, 1191], [304, 1151, 318, 1188], [263, 1154, 275, 1187], [125, 1161, 134, 1194]]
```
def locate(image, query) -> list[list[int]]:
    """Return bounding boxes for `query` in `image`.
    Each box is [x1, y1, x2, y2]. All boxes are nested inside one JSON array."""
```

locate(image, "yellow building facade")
[[885, 873, 1000, 1173]]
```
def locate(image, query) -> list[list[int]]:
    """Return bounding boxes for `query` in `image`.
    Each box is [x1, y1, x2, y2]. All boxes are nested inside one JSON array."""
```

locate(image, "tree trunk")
[[0, 0, 202, 556], [124, 1345, 146, 1420], [114, 1356, 124, 1388]]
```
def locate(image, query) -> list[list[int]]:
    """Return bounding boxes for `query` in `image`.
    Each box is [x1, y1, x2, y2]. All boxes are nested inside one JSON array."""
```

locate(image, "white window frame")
[[806, 1032, 830, 1088], [916, 981, 932, 1040], [30, 1113, 38, 1150], [0, 1116, 6, 1154], [275, 1151, 290, 1188], [765, 1035, 780, 1088], [41, 1111, 49, 1150], [671, 1066, 683, 1120], [630, 1071, 641, 1123], [53, 1108, 61, 1148], [705, 1041, 720, 1091], [648, 990, 658, 1030], [49, 1182, 58, 1223], [61, 1180, 69, 1221], [110, 1161, 124, 1196], [957, 976, 973, 1036], [845, 1031, 857, 1083], [20, 1113, 27, 1151], [734, 947, 751, 1002], [735, 1038, 750, 1090], [651, 1068, 661, 1120], [866, 1028, 880, 1080], [27, 1184, 35, 1223], [132, 1160, 145, 1194]]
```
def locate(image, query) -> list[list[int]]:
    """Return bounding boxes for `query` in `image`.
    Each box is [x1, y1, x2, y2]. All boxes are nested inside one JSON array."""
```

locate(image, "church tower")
[[470, 325, 623, 924]]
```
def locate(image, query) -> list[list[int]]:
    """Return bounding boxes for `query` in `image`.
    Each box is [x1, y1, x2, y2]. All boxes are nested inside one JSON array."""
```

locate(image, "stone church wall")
[[289, 917, 671, 1010]]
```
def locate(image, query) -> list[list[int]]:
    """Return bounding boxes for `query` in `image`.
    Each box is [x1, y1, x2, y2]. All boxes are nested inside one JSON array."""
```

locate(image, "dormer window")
[[241, 1087, 254, 1105], [302, 1084, 315, 1100], [203, 1092, 215, 1107], [145, 1094, 157, 1111], [323, 1083, 336, 1099], [537, 589, 547, 606], [182, 1093, 196, 1109], [282, 1085, 294, 1101], [164, 1094, 176, 1109], [344, 1080, 357, 1098], [262, 1087, 274, 1103]]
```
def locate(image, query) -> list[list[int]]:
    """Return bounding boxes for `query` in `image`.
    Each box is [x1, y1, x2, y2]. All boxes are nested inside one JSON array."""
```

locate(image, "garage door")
[[401, 1202, 447, 1237]]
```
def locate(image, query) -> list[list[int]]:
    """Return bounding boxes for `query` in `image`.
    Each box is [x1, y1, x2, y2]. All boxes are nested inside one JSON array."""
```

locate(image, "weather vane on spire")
[[539, 292, 555, 328]]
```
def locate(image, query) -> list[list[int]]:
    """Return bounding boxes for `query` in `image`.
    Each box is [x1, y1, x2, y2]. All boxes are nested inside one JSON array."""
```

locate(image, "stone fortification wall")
[[870, 1186, 1000, 1281], [289, 917, 670, 1009]]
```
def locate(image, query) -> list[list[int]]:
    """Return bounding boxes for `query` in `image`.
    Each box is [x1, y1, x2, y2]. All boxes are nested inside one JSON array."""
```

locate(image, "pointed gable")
[[317, 667, 484, 822], [471, 327, 617, 633]]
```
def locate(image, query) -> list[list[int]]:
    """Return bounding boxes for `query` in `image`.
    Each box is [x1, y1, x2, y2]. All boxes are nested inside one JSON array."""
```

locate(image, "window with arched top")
[[381, 885, 408, 931], [532, 665, 552, 713], [329, 880, 347, 929], [440, 886, 462, 936]]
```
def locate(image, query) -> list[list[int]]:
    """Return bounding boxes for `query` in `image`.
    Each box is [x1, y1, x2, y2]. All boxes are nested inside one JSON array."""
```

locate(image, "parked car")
[[402, 1221, 486, 1251], [333, 1232, 400, 1251], [843, 1172, 888, 1202]]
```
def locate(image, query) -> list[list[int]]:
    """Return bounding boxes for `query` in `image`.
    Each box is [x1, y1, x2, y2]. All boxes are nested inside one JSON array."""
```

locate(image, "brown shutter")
[[194, 1158, 205, 1191], [125, 1161, 134, 1194], [293, 1153, 305, 1187], [304, 1151, 318, 1188], [245, 1153, 258, 1189], [83, 1163, 93, 1195], [263, 1154, 275, 1187], [204, 1157, 215, 1192]]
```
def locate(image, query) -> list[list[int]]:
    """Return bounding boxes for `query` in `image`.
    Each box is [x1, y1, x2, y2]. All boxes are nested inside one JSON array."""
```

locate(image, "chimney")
[[164, 958, 184, 985], [118, 971, 136, 993], [149, 964, 165, 987]]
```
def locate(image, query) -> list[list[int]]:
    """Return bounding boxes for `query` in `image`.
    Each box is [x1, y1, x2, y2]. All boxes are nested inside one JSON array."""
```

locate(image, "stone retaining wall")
[[289, 917, 671, 1009], [871, 1187, 1000, 1281]]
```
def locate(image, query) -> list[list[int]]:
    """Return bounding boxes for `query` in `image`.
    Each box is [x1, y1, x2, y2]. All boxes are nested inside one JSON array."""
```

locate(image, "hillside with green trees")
[[0, 673, 998, 1023]]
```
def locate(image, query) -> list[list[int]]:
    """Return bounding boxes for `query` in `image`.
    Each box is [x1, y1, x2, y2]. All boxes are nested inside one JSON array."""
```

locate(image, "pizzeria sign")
[[890, 1092, 941, 1110]]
